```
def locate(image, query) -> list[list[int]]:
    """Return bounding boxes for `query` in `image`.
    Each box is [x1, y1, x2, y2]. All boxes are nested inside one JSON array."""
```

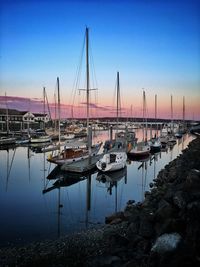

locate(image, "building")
[[0, 108, 50, 123]]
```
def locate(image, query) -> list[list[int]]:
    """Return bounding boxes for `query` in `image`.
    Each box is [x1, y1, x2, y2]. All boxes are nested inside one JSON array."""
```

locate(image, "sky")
[[0, 0, 200, 120]]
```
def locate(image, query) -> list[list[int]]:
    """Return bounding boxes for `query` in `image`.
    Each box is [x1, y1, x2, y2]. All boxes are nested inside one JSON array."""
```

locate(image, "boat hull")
[[0, 137, 16, 146], [47, 143, 102, 166], [96, 152, 127, 172], [128, 142, 150, 158], [30, 136, 51, 143]]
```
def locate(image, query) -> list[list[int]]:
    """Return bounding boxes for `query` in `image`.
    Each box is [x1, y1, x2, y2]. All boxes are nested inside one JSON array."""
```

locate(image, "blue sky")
[[0, 0, 200, 119]]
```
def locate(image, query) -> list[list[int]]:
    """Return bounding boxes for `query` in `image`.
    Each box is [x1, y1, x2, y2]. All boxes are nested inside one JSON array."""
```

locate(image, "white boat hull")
[[96, 152, 127, 172], [30, 136, 51, 143]]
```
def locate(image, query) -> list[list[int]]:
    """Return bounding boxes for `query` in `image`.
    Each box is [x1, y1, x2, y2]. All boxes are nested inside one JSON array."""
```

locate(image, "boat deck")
[[61, 154, 103, 173]]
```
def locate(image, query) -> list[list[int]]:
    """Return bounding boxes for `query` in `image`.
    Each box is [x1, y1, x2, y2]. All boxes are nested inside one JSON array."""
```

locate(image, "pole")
[[86, 27, 90, 133], [57, 77, 61, 150], [43, 87, 46, 130], [116, 71, 120, 132]]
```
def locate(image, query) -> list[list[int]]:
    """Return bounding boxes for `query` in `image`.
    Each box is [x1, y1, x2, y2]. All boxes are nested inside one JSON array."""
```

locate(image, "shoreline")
[[1, 136, 200, 266]]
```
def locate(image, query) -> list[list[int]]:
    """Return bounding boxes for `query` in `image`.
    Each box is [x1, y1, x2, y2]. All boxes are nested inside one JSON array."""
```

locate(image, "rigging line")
[[70, 33, 86, 108], [94, 90, 98, 118], [112, 78, 117, 115], [45, 90, 52, 121], [89, 42, 98, 90], [118, 80, 122, 118], [53, 81, 58, 129]]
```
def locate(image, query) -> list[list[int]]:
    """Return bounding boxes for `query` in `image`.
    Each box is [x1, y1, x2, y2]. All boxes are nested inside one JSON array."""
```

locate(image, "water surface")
[[0, 129, 194, 247]]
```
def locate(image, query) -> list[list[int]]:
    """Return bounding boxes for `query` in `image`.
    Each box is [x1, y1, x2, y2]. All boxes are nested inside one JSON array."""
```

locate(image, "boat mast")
[[79, 27, 96, 151], [54, 92, 57, 133], [116, 71, 120, 132], [155, 94, 157, 120], [171, 94, 173, 120], [86, 27, 90, 133], [85, 27, 93, 154], [43, 87, 46, 130], [5, 92, 9, 134], [155, 94, 158, 136], [142, 90, 147, 141], [183, 96, 185, 122], [144, 91, 148, 141], [171, 94, 173, 133], [57, 77, 61, 149]]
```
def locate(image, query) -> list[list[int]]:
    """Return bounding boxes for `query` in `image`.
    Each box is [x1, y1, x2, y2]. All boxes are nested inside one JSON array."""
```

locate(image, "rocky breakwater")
[[1, 137, 200, 267], [101, 136, 200, 267]]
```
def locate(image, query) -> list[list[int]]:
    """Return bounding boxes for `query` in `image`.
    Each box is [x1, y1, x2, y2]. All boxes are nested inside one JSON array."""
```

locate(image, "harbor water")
[[0, 129, 195, 247]]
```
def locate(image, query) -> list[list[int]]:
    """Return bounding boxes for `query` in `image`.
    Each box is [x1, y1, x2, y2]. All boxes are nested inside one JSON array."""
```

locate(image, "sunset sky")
[[0, 0, 200, 120]]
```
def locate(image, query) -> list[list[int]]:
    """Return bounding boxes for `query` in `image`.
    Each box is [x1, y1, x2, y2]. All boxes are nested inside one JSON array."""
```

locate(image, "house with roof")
[[0, 109, 50, 123]]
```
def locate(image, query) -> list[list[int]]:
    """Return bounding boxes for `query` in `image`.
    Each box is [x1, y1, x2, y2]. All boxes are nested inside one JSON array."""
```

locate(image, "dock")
[[61, 154, 103, 173]]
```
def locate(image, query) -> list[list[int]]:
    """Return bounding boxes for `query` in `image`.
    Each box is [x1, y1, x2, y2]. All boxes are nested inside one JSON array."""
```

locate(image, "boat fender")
[[48, 154, 52, 160], [101, 162, 106, 170]]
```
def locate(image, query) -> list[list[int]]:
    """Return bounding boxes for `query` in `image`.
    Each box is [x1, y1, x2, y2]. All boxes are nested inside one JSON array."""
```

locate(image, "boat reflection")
[[127, 152, 150, 162], [150, 152, 161, 180], [0, 143, 17, 151], [43, 166, 97, 193], [96, 167, 127, 212], [96, 167, 127, 193], [43, 167, 97, 237]]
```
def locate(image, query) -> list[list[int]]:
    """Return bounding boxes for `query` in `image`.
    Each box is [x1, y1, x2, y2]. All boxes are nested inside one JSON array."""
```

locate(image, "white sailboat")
[[149, 94, 161, 152], [48, 28, 102, 166], [96, 72, 127, 172], [30, 87, 51, 143], [167, 94, 176, 145], [175, 96, 186, 138], [128, 90, 150, 158]]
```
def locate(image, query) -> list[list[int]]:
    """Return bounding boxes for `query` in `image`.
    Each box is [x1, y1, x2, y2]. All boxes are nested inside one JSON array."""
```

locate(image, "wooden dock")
[[61, 154, 103, 173]]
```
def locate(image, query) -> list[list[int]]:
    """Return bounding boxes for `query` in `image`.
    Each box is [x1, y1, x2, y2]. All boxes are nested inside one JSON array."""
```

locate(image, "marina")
[[0, 128, 195, 247], [0, 1, 200, 265]]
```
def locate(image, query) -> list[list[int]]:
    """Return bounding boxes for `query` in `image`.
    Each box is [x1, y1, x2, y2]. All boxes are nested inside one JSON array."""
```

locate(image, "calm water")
[[0, 129, 195, 247]]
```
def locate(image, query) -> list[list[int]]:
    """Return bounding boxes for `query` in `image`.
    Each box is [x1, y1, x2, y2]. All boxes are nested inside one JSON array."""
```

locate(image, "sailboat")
[[30, 87, 51, 143], [167, 94, 176, 145], [128, 90, 150, 158], [96, 72, 127, 172], [48, 28, 102, 166], [0, 93, 16, 146], [175, 96, 186, 138], [149, 94, 161, 152]]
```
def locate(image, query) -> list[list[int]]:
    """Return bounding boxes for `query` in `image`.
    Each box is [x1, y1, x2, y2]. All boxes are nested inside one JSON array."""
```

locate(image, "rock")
[[139, 218, 154, 238], [184, 169, 200, 191], [155, 199, 175, 221], [105, 211, 124, 224], [127, 200, 135, 205], [149, 182, 154, 188], [173, 191, 187, 209], [127, 220, 140, 236], [88, 255, 122, 267], [151, 233, 182, 253], [110, 218, 123, 225]]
